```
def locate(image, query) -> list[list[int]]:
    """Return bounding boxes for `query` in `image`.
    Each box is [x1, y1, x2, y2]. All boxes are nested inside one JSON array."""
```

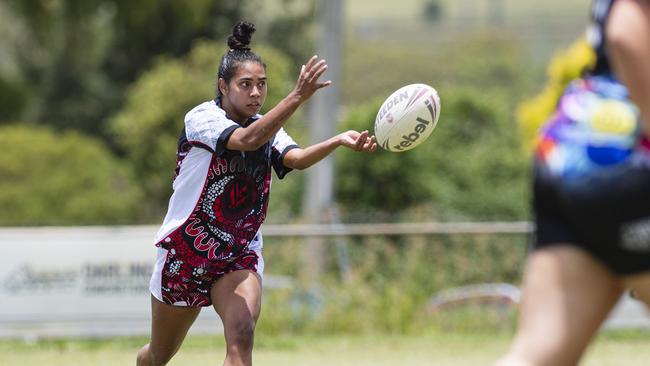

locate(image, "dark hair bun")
[[227, 21, 255, 51]]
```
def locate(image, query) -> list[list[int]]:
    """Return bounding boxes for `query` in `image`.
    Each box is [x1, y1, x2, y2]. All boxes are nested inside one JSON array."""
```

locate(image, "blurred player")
[[497, 0, 650, 365], [136, 20, 376, 366]]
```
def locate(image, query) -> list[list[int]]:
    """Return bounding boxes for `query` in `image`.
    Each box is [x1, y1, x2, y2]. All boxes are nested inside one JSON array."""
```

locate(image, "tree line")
[[0, 0, 583, 226]]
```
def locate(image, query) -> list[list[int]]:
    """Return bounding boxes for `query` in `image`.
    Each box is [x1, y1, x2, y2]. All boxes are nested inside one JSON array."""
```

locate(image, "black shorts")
[[532, 158, 650, 275]]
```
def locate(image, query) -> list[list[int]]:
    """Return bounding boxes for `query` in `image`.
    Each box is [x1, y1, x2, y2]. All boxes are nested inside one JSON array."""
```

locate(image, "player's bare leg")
[[136, 295, 201, 366], [496, 246, 624, 366], [211, 270, 262, 366]]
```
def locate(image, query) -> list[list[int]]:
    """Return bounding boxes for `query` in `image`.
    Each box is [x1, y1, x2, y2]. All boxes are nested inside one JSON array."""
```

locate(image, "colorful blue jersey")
[[536, 75, 650, 183], [537, 0, 650, 183]]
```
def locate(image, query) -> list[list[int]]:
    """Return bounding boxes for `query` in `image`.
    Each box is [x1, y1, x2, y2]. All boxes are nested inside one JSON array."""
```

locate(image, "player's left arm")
[[283, 130, 377, 170]]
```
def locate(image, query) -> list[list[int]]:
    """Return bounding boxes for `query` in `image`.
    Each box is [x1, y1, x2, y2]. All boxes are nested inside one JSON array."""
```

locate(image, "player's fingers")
[[364, 136, 377, 152], [305, 62, 327, 85], [355, 131, 368, 150], [357, 130, 368, 139], [309, 61, 328, 82], [317, 80, 332, 89], [362, 139, 373, 150], [364, 135, 375, 147], [298, 60, 325, 90], [299, 64, 306, 78], [304, 55, 319, 70]]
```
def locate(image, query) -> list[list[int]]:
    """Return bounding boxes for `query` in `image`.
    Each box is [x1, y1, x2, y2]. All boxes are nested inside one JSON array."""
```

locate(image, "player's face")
[[220, 61, 267, 124]]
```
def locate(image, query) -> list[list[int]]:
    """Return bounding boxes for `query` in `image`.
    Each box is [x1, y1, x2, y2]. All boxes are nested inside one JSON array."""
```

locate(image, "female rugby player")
[[497, 1, 650, 365], [136, 21, 376, 366]]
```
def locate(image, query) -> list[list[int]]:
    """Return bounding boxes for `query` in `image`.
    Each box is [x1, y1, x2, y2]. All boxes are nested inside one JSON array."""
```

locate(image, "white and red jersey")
[[154, 99, 298, 260]]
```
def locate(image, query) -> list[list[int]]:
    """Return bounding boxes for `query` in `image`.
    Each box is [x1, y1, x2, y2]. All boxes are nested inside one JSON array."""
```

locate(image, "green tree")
[[243, 0, 316, 68], [517, 37, 595, 151], [0, 0, 245, 135], [109, 41, 297, 220], [0, 0, 315, 137], [335, 98, 432, 219], [422, 87, 529, 220], [0, 125, 142, 225], [336, 88, 528, 221], [423, 0, 443, 23], [337, 33, 533, 221], [344, 32, 535, 109]]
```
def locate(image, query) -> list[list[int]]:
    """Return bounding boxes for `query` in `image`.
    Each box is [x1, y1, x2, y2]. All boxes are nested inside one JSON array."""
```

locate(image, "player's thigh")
[[622, 271, 650, 305], [149, 295, 201, 361], [211, 270, 262, 327], [512, 245, 623, 366]]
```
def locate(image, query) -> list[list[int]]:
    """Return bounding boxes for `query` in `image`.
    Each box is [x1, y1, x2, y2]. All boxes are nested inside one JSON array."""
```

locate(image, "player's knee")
[[227, 319, 257, 350], [136, 344, 161, 366], [146, 347, 175, 366]]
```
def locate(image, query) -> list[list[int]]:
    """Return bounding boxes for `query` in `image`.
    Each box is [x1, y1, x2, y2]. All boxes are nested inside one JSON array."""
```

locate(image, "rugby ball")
[[374, 83, 441, 152]]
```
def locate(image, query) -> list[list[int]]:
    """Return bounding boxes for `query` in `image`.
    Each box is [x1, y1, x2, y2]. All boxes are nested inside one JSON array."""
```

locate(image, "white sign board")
[[0, 226, 223, 339]]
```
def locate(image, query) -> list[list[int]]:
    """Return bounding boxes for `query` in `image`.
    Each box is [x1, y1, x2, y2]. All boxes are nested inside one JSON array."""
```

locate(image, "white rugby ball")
[[374, 83, 441, 152]]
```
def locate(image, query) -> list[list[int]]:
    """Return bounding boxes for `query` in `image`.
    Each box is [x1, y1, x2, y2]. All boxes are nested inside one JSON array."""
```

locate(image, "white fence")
[[0, 223, 648, 339], [1, 226, 168, 339]]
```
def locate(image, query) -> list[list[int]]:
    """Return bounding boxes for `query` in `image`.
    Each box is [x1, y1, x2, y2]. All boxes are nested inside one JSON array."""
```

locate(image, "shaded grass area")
[[1, 330, 649, 366]]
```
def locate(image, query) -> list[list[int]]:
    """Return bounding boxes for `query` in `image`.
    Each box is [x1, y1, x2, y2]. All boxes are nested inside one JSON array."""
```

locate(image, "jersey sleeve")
[[271, 127, 299, 179], [184, 104, 239, 156]]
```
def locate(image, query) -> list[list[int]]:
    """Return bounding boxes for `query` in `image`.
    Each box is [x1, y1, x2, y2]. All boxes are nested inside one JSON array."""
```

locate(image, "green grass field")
[[2, 331, 649, 365]]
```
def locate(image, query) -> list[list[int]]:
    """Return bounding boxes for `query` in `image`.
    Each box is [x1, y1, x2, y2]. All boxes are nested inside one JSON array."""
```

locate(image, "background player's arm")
[[283, 130, 376, 170], [607, 0, 650, 134], [227, 56, 330, 151]]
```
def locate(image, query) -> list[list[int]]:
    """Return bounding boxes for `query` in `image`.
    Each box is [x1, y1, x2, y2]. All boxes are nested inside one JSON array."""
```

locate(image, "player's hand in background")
[[292, 55, 332, 103]]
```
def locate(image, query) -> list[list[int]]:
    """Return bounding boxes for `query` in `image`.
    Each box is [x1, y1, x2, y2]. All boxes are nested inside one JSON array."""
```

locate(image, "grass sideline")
[[1, 330, 649, 366]]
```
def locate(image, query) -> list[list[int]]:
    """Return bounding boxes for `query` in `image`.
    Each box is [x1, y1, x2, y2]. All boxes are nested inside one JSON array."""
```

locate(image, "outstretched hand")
[[293, 55, 332, 102], [338, 130, 377, 153]]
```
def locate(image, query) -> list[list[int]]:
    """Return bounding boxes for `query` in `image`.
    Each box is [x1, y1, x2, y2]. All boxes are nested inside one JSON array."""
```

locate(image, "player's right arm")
[[283, 130, 376, 170], [226, 55, 331, 151], [607, 0, 650, 134]]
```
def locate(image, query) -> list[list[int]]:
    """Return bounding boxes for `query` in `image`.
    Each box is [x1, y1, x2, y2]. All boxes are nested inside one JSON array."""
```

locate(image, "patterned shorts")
[[149, 235, 264, 307]]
